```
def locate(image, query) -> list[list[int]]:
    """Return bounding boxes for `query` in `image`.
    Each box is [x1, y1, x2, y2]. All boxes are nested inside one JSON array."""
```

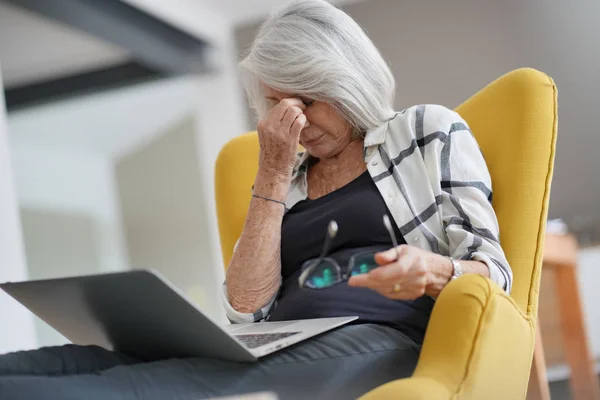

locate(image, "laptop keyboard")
[[234, 332, 301, 349]]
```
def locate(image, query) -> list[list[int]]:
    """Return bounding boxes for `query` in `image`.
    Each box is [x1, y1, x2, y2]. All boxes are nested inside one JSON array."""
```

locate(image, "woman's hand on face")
[[257, 98, 307, 179], [348, 245, 441, 300]]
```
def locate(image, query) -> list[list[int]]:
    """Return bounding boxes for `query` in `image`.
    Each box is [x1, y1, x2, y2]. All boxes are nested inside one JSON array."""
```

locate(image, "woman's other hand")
[[347, 245, 452, 300], [257, 98, 307, 179]]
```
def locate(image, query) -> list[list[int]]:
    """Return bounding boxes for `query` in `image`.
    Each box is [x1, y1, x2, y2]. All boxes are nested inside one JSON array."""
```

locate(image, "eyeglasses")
[[298, 215, 399, 289]]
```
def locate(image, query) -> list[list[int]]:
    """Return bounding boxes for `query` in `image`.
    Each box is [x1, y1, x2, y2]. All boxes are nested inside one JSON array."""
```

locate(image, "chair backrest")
[[215, 132, 260, 268], [215, 68, 557, 317], [455, 68, 557, 315]]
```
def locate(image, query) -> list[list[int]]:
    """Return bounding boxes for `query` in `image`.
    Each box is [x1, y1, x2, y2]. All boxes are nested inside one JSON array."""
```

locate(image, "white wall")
[[5, 75, 220, 280], [0, 62, 37, 353], [116, 116, 225, 321], [192, 42, 247, 297], [4, 77, 201, 349], [123, 3, 248, 292], [1, 0, 248, 348], [122, 0, 230, 45], [6, 71, 244, 335], [8, 141, 129, 273], [4, 138, 129, 347], [5, 76, 207, 344], [6, 76, 200, 158]]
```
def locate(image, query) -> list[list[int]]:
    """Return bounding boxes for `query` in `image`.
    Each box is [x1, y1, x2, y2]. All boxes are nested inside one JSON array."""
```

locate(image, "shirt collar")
[[292, 151, 312, 178], [363, 119, 389, 147]]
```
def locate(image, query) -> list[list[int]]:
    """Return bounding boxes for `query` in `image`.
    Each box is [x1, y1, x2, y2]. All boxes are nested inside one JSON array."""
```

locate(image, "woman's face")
[[263, 86, 354, 160]]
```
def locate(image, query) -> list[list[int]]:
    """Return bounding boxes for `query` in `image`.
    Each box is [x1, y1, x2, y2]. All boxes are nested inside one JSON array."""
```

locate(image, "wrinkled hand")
[[257, 98, 307, 178], [348, 245, 438, 300]]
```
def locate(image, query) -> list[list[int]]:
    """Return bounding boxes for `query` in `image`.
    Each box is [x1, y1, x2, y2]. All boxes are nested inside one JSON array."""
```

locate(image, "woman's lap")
[[0, 344, 139, 377], [0, 324, 420, 400]]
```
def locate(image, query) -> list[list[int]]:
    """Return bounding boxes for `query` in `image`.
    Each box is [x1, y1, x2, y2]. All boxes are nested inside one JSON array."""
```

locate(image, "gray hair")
[[238, 0, 396, 134]]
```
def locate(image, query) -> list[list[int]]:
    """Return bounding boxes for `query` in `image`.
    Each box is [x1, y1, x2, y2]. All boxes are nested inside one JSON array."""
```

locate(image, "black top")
[[268, 170, 434, 343]]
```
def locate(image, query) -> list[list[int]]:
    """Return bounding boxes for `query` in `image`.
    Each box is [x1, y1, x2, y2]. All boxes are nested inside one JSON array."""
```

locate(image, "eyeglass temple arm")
[[383, 214, 399, 248], [298, 220, 338, 285]]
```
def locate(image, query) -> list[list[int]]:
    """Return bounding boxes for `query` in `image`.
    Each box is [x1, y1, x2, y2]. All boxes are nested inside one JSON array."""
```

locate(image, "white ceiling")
[[1, 0, 367, 159], [197, 0, 367, 24], [0, 2, 130, 88], [0, 0, 364, 88]]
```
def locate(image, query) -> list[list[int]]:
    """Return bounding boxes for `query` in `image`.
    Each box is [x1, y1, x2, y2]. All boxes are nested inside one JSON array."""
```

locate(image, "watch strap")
[[449, 258, 463, 280]]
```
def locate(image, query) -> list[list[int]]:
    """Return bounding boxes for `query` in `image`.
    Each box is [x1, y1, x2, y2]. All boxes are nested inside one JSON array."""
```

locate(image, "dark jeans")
[[0, 324, 420, 400]]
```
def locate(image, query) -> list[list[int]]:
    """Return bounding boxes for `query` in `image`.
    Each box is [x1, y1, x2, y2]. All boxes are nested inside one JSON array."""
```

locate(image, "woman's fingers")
[[349, 271, 426, 300], [348, 247, 429, 300], [290, 114, 307, 139], [281, 105, 304, 132], [348, 261, 407, 289], [364, 263, 415, 290], [367, 263, 409, 287], [373, 275, 427, 300], [272, 98, 306, 122], [347, 273, 370, 287], [374, 245, 406, 265], [256, 97, 308, 177]]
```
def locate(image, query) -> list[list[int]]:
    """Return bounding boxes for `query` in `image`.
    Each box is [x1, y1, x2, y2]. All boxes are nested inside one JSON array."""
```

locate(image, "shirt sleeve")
[[430, 106, 513, 292], [221, 281, 279, 324]]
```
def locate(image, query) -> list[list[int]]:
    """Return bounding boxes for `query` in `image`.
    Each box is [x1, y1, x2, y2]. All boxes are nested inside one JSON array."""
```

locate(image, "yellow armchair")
[[215, 68, 557, 399]]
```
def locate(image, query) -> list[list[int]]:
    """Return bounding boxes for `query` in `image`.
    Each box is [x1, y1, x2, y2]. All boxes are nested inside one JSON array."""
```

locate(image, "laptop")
[[0, 269, 357, 362]]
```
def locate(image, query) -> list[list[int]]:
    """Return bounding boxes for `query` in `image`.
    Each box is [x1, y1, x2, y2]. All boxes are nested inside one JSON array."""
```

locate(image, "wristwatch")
[[449, 257, 463, 280]]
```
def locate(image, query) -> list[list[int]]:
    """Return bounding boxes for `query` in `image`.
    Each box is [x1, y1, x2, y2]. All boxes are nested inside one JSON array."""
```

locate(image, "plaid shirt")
[[222, 104, 512, 323]]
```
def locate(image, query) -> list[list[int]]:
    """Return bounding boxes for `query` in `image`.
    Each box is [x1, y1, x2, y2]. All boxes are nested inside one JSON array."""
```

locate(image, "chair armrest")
[[360, 274, 535, 400]]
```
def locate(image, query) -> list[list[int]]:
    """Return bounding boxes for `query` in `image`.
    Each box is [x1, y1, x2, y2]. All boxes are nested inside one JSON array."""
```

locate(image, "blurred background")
[[0, 0, 598, 398]]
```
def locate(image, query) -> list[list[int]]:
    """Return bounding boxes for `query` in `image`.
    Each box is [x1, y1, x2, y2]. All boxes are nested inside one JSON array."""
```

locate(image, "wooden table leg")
[[528, 317, 551, 400], [554, 263, 600, 400]]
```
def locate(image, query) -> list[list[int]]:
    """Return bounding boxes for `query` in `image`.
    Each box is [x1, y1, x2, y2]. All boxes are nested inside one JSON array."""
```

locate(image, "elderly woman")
[[0, 1, 511, 399]]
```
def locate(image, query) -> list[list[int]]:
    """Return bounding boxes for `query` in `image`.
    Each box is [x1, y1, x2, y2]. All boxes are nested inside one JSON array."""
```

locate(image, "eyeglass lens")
[[302, 252, 379, 289], [302, 260, 342, 289]]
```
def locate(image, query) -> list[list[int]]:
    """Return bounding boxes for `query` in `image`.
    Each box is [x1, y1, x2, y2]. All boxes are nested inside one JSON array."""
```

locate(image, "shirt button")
[[388, 190, 394, 198], [413, 236, 419, 243], [371, 160, 378, 166]]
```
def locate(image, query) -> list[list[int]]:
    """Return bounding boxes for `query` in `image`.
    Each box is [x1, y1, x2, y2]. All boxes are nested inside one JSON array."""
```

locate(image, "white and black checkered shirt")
[[223, 104, 512, 324]]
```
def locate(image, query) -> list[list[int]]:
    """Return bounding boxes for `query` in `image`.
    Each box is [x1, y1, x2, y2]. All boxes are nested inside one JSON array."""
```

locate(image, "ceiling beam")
[[5, 61, 165, 111], [4, 0, 218, 75]]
